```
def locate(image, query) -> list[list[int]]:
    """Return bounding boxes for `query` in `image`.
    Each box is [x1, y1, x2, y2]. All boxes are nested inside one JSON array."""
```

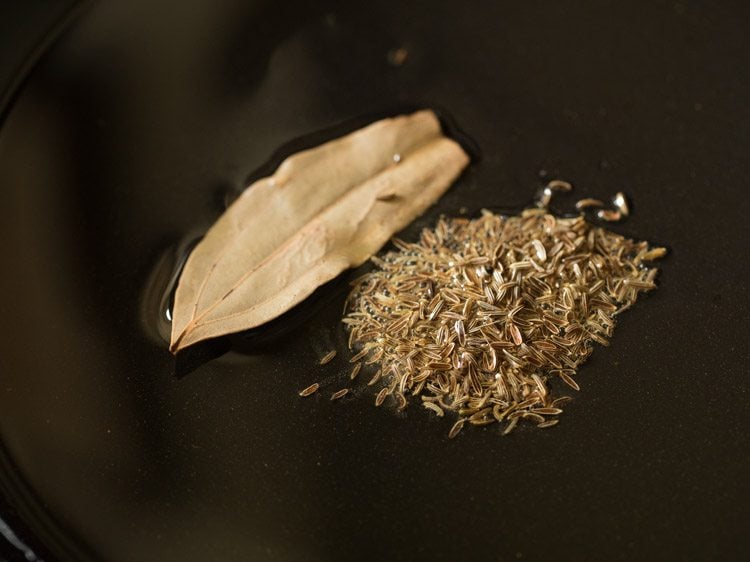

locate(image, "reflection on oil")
[[139, 234, 202, 345], [0, 516, 42, 562]]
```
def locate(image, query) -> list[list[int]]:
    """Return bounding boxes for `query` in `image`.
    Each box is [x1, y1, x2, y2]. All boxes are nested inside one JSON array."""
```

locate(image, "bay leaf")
[[170, 110, 469, 353]]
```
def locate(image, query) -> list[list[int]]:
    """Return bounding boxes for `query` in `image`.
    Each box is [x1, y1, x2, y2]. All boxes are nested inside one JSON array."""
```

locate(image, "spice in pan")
[[350, 362, 362, 380], [298, 382, 320, 397], [319, 350, 337, 365], [330, 388, 350, 401], [342, 184, 666, 436]]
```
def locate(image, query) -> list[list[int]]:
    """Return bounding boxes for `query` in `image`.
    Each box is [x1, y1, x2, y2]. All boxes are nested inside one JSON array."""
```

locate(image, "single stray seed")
[[330, 388, 349, 400], [350, 362, 362, 380], [319, 350, 337, 365], [537, 419, 559, 429], [299, 383, 320, 397], [547, 179, 573, 192], [552, 396, 573, 407]]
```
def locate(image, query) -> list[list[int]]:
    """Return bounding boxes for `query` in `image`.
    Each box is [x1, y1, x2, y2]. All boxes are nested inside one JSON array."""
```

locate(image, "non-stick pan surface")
[[0, 1, 748, 561]]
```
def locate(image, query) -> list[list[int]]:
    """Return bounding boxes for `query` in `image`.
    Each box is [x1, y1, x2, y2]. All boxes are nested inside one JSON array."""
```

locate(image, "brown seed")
[[552, 396, 573, 407], [492, 403, 510, 422], [423, 401, 445, 417], [546, 179, 573, 192], [298, 383, 320, 397], [531, 240, 547, 262], [462, 297, 474, 317], [517, 396, 541, 409], [427, 299, 444, 320], [427, 362, 452, 371], [623, 279, 656, 290], [330, 388, 349, 401], [350, 348, 369, 363], [469, 407, 493, 422], [458, 407, 478, 417], [365, 348, 384, 364], [575, 198, 604, 210], [531, 374, 547, 397], [534, 407, 563, 415], [503, 417, 519, 435], [319, 350, 337, 365], [509, 323, 523, 345], [596, 209, 622, 222], [350, 363, 362, 380], [642, 247, 667, 261], [448, 288, 465, 303], [469, 417, 495, 426], [522, 412, 545, 424], [367, 369, 382, 386], [537, 419, 559, 429], [375, 388, 389, 407], [454, 319, 466, 346], [559, 371, 581, 391], [448, 419, 465, 439], [395, 392, 408, 411]]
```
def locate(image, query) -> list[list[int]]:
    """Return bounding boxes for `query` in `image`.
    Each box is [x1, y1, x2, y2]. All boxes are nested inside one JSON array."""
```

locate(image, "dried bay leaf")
[[170, 110, 469, 352]]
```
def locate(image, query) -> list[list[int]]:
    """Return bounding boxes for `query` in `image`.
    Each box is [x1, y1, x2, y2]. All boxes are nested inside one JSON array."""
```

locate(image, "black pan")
[[1, 1, 748, 561]]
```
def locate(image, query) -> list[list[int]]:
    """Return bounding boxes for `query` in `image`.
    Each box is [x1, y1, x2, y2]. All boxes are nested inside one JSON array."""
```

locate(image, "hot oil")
[[139, 234, 201, 345]]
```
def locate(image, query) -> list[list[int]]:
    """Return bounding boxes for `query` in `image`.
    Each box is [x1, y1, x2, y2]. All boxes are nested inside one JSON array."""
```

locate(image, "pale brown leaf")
[[170, 110, 469, 352]]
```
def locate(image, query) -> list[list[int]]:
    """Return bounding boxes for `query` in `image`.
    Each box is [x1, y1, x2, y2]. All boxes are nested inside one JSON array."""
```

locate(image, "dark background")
[[0, 1, 748, 561]]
